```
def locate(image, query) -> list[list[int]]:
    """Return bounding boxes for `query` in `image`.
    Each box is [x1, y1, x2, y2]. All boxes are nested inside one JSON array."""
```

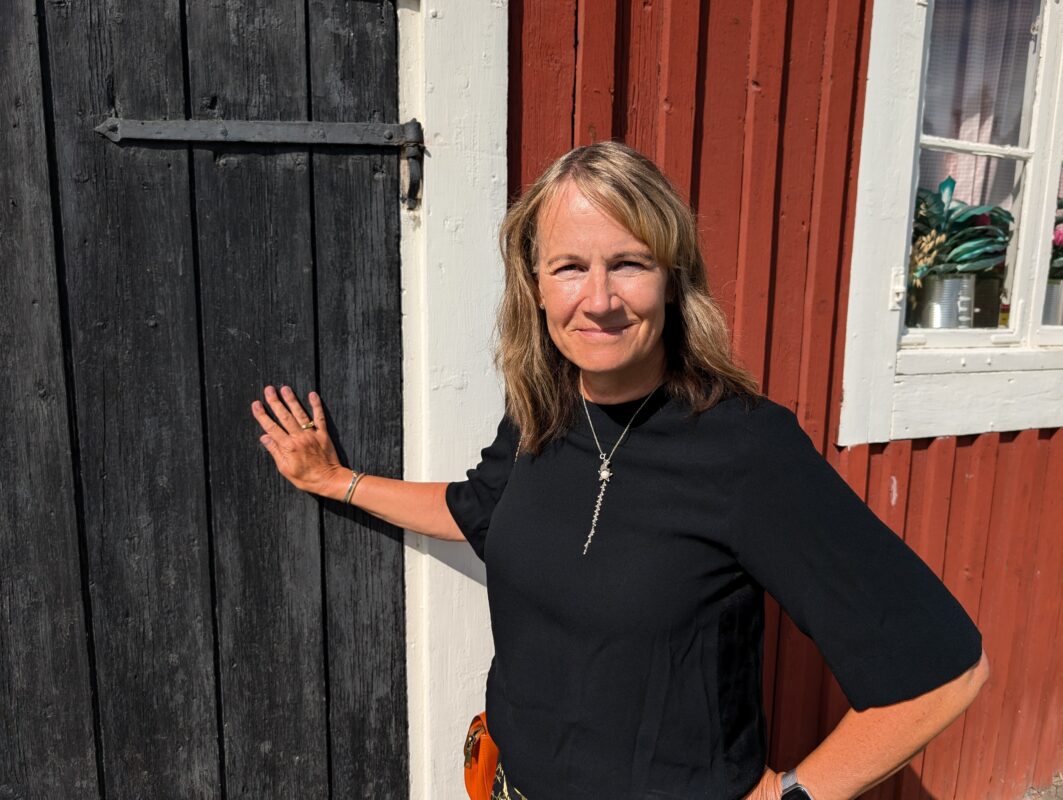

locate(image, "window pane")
[[922, 0, 1043, 148], [1044, 163, 1063, 325], [907, 149, 1023, 329]]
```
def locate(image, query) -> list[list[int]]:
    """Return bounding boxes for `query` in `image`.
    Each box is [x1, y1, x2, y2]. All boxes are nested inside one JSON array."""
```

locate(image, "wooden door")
[[1, 1, 408, 797]]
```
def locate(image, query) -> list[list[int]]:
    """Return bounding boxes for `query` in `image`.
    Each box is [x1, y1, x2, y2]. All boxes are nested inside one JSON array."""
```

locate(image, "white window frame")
[[838, 0, 1063, 446]]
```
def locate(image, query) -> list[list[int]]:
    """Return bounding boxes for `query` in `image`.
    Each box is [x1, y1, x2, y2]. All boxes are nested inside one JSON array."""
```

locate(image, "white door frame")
[[398, 2, 509, 798]]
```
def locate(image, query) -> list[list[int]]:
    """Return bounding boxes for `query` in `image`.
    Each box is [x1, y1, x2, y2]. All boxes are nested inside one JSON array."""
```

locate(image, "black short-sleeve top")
[[445, 389, 982, 800]]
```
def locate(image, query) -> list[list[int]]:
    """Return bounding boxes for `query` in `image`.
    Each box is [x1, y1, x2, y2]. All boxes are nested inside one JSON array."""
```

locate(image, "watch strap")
[[780, 769, 815, 800]]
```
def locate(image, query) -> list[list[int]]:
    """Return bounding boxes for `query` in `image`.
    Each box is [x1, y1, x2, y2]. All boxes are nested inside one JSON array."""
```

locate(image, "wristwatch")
[[780, 769, 816, 800]]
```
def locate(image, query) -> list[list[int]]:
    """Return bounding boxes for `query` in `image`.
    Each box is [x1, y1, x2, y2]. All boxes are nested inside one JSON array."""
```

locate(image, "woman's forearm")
[[793, 650, 990, 800], [316, 467, 466, 542]]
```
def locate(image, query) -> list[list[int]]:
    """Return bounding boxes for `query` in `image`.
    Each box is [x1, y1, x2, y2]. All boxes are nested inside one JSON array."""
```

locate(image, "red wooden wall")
[[508, 1, 1063, 797]]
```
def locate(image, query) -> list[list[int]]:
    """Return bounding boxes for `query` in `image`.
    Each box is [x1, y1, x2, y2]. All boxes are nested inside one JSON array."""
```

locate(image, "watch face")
[[781, 787, 813, 800]]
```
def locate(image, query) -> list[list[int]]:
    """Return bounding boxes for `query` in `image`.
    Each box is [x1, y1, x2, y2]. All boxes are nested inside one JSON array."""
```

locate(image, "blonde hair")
[[496, 141, 762, 454]]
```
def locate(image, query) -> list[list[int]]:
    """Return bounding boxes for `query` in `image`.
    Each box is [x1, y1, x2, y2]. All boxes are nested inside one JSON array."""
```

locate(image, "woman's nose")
[[584, 264, 619, 314]]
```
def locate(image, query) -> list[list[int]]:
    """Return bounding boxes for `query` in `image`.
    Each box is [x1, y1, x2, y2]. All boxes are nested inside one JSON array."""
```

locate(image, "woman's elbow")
[[971, 649, 990, 691], [959, 649, 990, 708]]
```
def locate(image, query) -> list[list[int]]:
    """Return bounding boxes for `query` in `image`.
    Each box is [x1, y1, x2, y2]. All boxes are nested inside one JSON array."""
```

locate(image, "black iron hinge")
[[95, 117, 425, 209]]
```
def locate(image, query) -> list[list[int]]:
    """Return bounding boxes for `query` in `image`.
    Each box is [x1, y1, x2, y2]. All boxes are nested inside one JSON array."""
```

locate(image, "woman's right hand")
[[251, 384, 347, 498], [251, 384, 464, 540]]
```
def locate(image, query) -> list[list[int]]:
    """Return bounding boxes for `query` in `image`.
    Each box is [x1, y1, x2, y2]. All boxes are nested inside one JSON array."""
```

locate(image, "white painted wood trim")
[[838, 0, 1063, 446], [838, 0, 929, 446], [891, 369, 1063, 439], [398, 2, 508, 798], [895, 345, 1063, 373], [919, 134, 1035, 160], [1031, 3, 1063, 347]]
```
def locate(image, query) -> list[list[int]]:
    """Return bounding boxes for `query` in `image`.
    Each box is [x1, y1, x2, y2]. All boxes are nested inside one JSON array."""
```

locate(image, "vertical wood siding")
[[1, 3, 99, 795], [509, 1, 1063, 796], [2, 0, 408, 796]]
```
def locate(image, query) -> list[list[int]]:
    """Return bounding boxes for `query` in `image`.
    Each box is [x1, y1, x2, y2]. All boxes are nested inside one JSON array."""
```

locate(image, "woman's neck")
[[579, 359, 667, 405]]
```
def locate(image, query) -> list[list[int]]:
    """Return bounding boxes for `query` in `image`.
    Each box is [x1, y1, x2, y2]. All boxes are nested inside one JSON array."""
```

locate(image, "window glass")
[[922, 0, 1043, 148], [1044, 162, 1063, 325], [906, 149, 1022, 329]]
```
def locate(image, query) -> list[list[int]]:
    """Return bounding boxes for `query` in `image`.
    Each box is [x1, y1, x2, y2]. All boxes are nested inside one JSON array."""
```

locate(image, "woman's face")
[[535, 180, 670, 390]]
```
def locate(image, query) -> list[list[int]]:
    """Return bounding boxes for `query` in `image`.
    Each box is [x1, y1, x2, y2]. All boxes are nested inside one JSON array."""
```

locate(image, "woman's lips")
[[576, 324, 632, 339]]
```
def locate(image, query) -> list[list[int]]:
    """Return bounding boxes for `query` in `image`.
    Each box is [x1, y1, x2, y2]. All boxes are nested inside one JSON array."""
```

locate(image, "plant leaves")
[[942, 226, 1008, 250], [945, 240, 1007, 262], [951, 204, 999, 224], [948, 256, 1008, 273], [938, 176, 956, 209]]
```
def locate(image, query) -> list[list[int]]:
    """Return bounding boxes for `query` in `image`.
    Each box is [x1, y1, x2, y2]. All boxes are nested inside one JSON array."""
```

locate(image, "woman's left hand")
[[741, 768, 782, 800]]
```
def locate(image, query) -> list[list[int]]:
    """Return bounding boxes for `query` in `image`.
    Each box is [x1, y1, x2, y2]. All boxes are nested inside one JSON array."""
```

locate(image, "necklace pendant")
[[598, 461, 612, 483]]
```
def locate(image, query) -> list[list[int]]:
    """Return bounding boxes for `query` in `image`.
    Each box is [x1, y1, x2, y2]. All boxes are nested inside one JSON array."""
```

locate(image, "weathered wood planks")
[[186, 0, 329, 793], [5, 0, 408, 794], [40, 0, 221, 795], [0, 2, 98, 795], [308, 0, 408, 795]]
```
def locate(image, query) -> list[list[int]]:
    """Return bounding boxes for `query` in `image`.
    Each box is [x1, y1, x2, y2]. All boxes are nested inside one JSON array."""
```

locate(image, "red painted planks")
[[918, 434, 999, 800], [574, 0, 618, 146], [954, 431, 1043, 799], [1031, 430, 1063, 787], [1000, 430, 1058, 796], [800, 0, 865, 453], [867, 440, 912, 537], [655, 0, 701, 200], [509, 0, 578, 195], [764, 0, 828, 405], [732, 0, 786, 380], [825, 0, 873, 451], [614, 0, 665, 156], [693, 0, 752, 333], [899, 437, 955, 578]]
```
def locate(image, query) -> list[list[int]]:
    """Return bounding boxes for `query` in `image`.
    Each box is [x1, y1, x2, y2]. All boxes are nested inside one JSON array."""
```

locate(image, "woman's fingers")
[[280, 385, 315, 430], [251, 397, 288, 439], [308, 391, 328, 431], [262, 384, 303, 434], [258, 433, 283, 464]]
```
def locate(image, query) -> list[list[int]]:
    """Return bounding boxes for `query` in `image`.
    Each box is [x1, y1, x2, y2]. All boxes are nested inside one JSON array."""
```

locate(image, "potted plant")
[[1042, 197, 1063, 325], [907, 175, 1014, 328]]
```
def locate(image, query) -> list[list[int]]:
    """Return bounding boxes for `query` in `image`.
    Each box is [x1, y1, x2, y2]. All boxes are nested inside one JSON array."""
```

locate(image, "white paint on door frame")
[[398, 2, 508, 798]]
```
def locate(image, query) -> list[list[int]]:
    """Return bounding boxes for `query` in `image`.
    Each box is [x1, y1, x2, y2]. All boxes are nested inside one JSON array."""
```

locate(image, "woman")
[[251, 141, 988, 800]]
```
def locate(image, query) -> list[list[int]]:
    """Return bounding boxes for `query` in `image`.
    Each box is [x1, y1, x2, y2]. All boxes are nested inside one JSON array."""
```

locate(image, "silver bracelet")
[[342, 469, 363, 505]]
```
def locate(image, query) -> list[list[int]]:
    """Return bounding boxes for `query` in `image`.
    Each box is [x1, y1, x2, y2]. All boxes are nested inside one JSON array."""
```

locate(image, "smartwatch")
[[780, 769, 816, 800]]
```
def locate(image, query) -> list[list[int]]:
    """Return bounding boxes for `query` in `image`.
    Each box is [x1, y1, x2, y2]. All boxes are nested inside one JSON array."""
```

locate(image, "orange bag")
[[463, 711, 499, 800]]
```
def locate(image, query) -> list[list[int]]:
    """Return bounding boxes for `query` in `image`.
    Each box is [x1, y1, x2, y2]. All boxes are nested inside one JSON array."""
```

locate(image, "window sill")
[[896, 345, 1063, 374], [838, 360, 1063, 446]]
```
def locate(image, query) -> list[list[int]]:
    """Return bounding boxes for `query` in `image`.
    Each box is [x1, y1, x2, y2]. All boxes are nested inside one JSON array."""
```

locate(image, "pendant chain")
[[579, 383, 660, 555]]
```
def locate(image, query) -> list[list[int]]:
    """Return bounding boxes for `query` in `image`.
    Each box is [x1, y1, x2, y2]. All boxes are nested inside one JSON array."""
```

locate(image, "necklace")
[[579, 380, 661, 555]]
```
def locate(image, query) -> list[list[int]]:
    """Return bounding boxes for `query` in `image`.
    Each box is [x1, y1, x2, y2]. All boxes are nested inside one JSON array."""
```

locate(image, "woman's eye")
[[615, 260, 648, 271]]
